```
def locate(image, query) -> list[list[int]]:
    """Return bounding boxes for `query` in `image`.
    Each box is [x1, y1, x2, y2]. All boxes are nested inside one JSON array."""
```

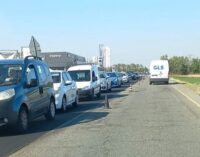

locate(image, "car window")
[[51, 72, 61, 83], [99, 73, 105, 78], [107, 73, 116, 77], [26, 65, 37, 85], [37, 65, 47, 83], [0, 64, 22, 86], [62, 72, 69, 82], [68, 70, 90, 82], [66, 72, 72, 81]]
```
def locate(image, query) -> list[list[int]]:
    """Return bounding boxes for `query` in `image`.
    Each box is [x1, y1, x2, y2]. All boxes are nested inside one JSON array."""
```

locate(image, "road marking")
[[173, 87, 200, 108]]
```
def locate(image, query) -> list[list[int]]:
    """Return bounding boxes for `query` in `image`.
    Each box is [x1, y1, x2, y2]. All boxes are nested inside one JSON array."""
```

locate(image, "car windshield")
[[68, 70, 90, 82], [0, 64, 22, 86], [99, 73, 105, 78], [51, 72, 61, 83], [107, 73, 116, 77]]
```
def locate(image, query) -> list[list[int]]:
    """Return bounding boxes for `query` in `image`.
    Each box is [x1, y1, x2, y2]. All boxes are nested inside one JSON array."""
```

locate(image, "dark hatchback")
[[0, 56, 56, 132]]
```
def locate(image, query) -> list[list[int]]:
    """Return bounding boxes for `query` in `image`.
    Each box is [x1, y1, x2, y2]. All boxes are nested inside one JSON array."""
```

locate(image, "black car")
[[0, 56, 56, 132]]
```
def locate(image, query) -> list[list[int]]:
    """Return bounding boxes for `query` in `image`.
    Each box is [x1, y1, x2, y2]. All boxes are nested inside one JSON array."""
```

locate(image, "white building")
[[92, 56, 98, 64], [21, 47, 31, 58], [102, 46, 111, 68], [0, 50, 20, 59]]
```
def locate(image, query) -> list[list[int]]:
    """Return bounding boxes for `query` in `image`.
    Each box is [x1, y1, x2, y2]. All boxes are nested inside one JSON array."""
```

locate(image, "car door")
[[66, 72, 76, 101], [62, 72, 72, 105], [24, 64, 42, 119], [36, 64, 50, 112]]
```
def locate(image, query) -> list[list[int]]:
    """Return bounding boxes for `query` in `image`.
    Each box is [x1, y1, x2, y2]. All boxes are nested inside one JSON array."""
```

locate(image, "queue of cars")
[[0, 56, 141, 132]]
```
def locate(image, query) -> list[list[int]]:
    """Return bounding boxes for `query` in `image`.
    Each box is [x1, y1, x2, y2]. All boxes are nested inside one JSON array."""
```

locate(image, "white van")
[[68, 64, 101, 100], [149, 60, 169, 84]]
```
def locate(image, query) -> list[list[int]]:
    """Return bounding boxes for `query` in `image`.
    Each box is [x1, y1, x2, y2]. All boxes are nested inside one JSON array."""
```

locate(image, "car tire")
[[45, 99, 56, 121], [61, 96, 67, 112], [16, 106, 29, 132]]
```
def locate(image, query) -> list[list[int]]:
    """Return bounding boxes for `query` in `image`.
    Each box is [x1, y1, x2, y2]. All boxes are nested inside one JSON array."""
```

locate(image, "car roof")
[[68, 64, 93, 71], [50, 70, 67, 73], [0, 59, 24, 64]]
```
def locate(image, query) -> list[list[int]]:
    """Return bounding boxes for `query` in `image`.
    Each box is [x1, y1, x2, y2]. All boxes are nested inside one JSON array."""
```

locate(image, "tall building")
[[102, 46, 111, 68]]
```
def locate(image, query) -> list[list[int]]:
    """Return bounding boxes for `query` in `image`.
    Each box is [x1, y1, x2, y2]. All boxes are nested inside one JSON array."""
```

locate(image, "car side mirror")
[[65, 80, 72, 86], [27, 79, 38, 88]]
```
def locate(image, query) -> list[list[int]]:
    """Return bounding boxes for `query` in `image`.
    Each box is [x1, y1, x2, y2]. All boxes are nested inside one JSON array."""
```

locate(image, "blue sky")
[[1, 0, 200, 66]]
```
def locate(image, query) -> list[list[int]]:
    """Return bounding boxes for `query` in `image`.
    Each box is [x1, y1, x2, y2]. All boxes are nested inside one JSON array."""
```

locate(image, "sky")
[[0, 0, 200, 66]]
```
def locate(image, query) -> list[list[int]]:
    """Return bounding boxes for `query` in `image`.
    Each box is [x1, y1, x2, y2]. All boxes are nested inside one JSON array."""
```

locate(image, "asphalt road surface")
[[0, 86, 128, 157], [2, 79, 200, 157]]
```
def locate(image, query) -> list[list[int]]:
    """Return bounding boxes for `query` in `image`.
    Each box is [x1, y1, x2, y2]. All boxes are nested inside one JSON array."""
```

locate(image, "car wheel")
[[45, 99, 56, 121], [16, 107, 29, 132], [72, 95, 79, 107], [61, 96, 67, 112]]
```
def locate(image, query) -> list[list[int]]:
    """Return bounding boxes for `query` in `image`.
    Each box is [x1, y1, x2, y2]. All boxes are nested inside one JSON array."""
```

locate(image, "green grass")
[[173, 76, 200, 85]]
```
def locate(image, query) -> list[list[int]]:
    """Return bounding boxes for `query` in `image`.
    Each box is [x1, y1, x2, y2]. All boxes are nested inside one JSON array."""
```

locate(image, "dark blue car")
[[0, 56, 56, 132]]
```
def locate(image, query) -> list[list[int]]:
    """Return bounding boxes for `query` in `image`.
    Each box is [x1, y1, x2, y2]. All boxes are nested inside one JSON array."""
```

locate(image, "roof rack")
[[25, 55, 42, 61]]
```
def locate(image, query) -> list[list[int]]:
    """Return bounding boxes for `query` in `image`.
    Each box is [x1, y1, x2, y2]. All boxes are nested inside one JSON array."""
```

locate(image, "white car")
[[51, 70, 78, 111], [99, 72, 112, 92], [121, 73, 130, 83]]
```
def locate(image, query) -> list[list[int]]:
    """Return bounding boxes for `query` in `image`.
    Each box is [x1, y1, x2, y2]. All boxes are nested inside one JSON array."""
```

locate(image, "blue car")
[[0, 56, 56, 132], [106, 72, 121, 88]]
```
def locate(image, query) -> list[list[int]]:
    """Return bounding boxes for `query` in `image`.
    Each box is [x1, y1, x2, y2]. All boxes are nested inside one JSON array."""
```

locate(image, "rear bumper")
[[150, 78, 169, 83]]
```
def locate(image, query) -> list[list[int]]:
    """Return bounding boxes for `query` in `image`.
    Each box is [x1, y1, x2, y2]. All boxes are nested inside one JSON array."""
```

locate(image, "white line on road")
[[173, 87, 200, 108]]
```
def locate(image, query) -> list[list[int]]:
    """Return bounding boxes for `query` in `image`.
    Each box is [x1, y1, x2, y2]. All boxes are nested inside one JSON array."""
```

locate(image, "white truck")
[[149, 60, 169, 85]]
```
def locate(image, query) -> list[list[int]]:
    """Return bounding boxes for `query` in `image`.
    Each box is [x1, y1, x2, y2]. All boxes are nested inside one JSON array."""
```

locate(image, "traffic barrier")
[[104, 94, 110, 109], [129, 83, 133, 92]]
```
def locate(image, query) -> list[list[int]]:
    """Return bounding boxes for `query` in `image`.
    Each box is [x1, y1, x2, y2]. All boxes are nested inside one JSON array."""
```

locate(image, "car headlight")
[[0, 89, 15, 101], [82, 86, 91, 90], [54, 87, 61, 94]]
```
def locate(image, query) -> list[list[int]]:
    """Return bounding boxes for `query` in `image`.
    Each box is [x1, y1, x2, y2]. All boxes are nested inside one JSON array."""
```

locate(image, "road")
[[2, 79, 200, 157], [0, 86, 128, 157]]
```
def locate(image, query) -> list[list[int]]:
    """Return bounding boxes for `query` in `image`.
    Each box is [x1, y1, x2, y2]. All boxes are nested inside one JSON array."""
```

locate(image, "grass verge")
[[171, 75, 200, 95]]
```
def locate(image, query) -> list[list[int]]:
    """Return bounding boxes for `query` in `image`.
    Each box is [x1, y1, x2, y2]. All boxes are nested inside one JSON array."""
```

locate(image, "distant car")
[[51, 70, 78, 111], [121, 72, 130, 83], [0, 56, 56, 132], [107, 72, 121, 88], [99, 72, 112, 92], [117, 72, 123, 84]]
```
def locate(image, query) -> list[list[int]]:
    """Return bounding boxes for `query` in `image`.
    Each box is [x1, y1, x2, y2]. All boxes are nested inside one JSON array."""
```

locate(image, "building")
[[0, 50, 20, 59], [101, 46, 111, 68], [21, 47, 31, 58], [40, 52, 86, 70], [92, 56, 99, 64]]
